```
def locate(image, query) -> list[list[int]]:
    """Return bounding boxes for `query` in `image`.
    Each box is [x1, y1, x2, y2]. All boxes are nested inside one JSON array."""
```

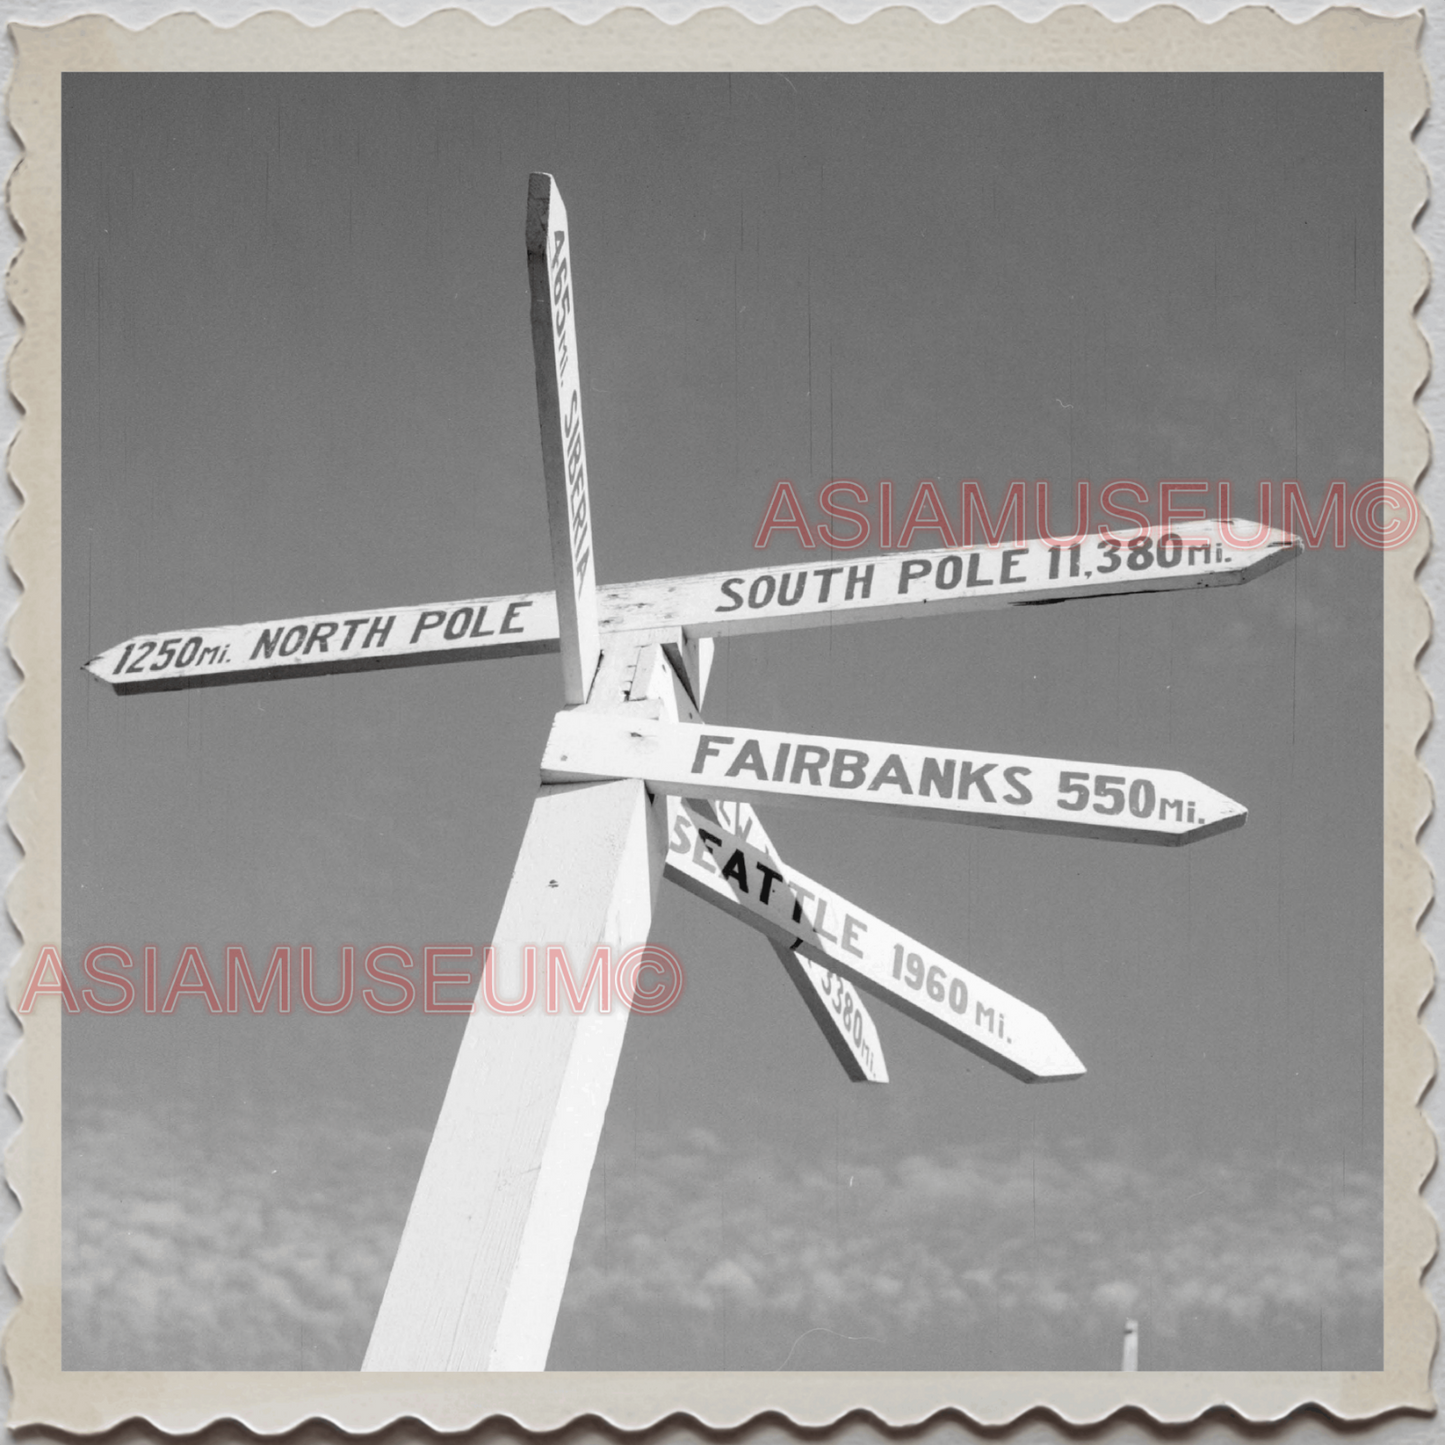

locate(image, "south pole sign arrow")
[[84, 175, 1297, 1372]]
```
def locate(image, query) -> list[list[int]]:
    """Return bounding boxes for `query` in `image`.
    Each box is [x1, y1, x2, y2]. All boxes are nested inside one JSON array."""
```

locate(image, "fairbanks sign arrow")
[[665, 798, 1081, 1082], [85, 173, 1297, 1372], [85, 520, 1296, 695], [543, 712, 1246, 845]]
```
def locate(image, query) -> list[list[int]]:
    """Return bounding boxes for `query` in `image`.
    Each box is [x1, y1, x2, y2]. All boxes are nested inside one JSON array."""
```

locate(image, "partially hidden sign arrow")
[[543, 712, 1247, 845], [83, 521, 1296, 695], [676, 798, 888, 1084], [664, 798, 1083, 1082]]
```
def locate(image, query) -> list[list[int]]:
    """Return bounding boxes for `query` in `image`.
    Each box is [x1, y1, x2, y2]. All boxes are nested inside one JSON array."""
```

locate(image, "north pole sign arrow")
[[543, 712, 1246, 845]]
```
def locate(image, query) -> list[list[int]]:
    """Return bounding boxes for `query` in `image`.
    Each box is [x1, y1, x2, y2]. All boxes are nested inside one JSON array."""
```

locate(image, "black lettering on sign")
[[305, 622, 339, 655], [966, 553, 993, 587], [814, 566, 843, 602], [691, 734, 734, 773], [177, 636, 203, 668], [363, 615, 395, 649], [1188, 543, 1210, 565], [252, 628, 282, 661], [976, 1002, 996, 1033], [790, 745, 830, 786], [777, 572, 806, 606], [868, 754, 913, 794], [748, 575, 776, 609], [716, 578, 745, 613], [726, 740, 769, 781], [845, 564, 873, 601], [957, 761, 996, 802], [756, 861, 784, 905], [935, 554, 963, 590], [470, 606, 496, 638], [772, 743, 791, 781], [719, 850, 749, 892], [501, 600, 533, 634], [1003, 765, 1033, 804], [695, 828, 723, 873], [340, 618, 368, 651], [898, 558, 932, 594], [279, 625, 307, 658], [842, 914, 866, 958], [1129, 778, 1156, 817], [443, 609, 473, 640], [1127, 536, 1153, 570], [411, 611, 446, 645], [920, 757, 955, 799], [813, 900, 838, 944], [830, 749, 868, 789], [1158, 797, 1183, 822], [669, 815, 692, 853], [1000, 548, 1028, 583]]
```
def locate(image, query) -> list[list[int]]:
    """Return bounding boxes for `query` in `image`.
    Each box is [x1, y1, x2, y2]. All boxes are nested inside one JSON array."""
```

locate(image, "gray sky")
[[62, 72, 1383, 1371]]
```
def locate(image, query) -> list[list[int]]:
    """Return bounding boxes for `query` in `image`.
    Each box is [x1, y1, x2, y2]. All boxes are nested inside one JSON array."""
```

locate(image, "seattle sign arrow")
[[666, 799, 1082, 1082], [84, 520, 1296, 696], [543, 712, 1247, 845], [675, 798, 888, 1084]]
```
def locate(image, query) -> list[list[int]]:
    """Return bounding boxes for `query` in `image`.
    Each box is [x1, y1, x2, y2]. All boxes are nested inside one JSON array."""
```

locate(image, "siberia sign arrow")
[[528, 172, 601, 704], [544, 713, 1247, 845]]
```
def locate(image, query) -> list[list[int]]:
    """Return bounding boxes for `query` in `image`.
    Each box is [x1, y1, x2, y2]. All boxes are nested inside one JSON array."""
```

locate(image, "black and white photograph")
[[16, 17, 1422, 1422]]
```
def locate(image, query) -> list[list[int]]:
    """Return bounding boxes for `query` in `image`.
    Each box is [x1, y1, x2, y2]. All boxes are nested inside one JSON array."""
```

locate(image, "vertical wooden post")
[[363, 633, 683, 1371]]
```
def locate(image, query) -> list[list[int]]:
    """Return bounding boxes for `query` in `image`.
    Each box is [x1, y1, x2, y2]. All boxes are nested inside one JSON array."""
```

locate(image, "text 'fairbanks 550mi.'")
[[542, 713, 1247, 845]]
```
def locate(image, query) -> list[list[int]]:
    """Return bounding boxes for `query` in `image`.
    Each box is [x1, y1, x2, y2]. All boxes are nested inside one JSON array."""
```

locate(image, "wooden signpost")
[[84, 523, 1297, 695], [87, 174, 1299, 1371]]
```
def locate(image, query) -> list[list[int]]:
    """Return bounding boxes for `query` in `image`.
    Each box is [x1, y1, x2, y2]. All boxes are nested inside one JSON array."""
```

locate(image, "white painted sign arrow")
[[543, 712, 1247, 845], [605, 520, 1299, 638], [87, 589, 558, 694], [665, 798, 1083, 1081], [528, 172, 601, 704], [676, 798, 887, 1083], [83, 521, 1296, 694]]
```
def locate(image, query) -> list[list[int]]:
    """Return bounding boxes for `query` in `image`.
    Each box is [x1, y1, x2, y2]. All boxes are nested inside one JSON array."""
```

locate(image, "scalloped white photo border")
[[2, 5, 1432, 1433]]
